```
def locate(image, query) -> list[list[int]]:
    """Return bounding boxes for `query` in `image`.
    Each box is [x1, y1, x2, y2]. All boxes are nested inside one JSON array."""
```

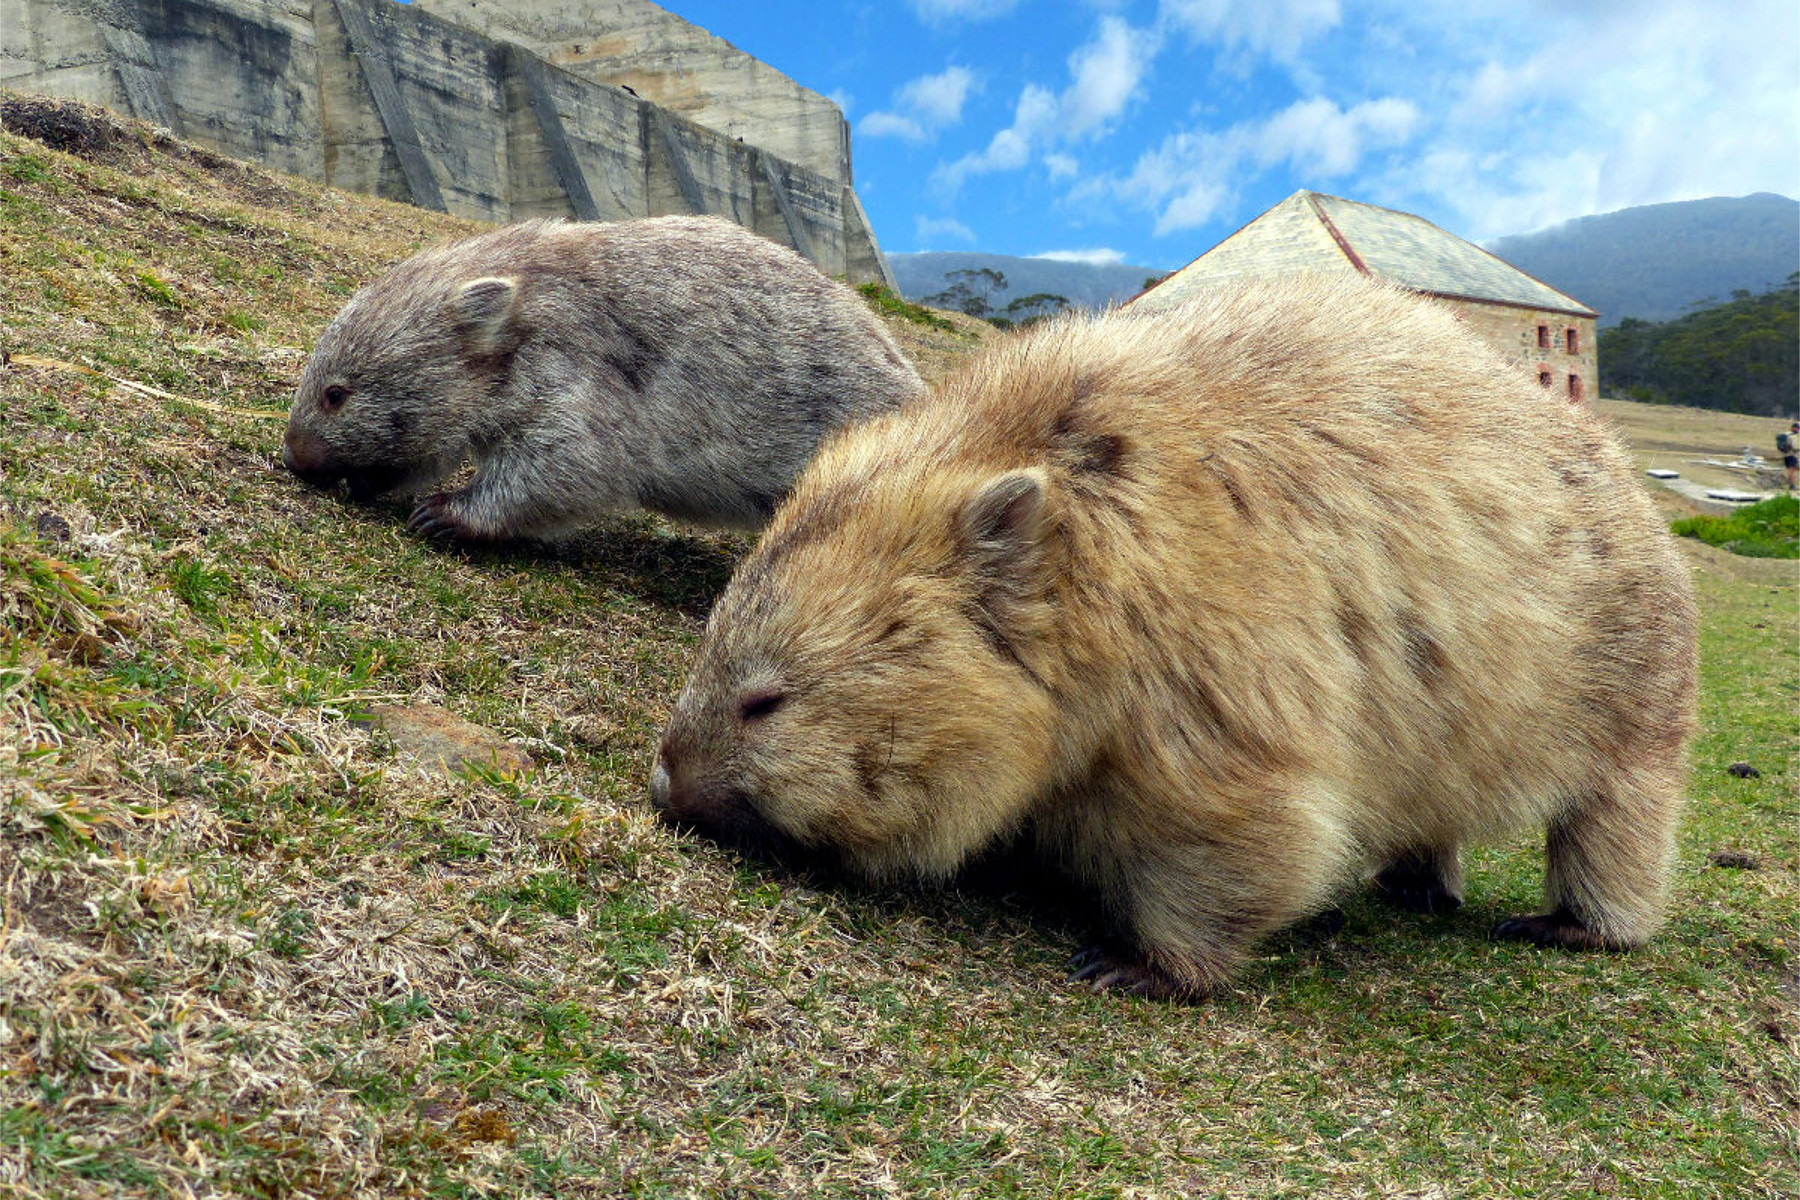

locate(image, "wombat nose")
[[283, 430, 328, 477], [649, 758, 672, 810]]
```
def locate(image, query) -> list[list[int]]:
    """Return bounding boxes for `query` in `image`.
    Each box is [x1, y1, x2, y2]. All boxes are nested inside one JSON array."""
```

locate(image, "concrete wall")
[[0, 0, 896, 286], [1451, 299, 1599, 404], [414, 0, 850, 184]]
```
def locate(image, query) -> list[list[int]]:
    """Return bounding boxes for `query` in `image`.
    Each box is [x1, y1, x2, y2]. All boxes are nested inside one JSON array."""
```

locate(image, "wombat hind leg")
[[1501, 771, 1679, 951], [1373, 844, 1464, 914]]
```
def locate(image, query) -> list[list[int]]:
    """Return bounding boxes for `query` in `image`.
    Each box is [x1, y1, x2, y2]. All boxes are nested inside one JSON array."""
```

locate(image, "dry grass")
[[1, 94, 1795, 1199], [1593, 397, 1793, 495]]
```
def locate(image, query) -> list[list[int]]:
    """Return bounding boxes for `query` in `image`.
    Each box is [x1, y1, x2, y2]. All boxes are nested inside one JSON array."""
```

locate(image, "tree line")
[[923, 268, 1071, 328], [1599, 273, 1798, 416]]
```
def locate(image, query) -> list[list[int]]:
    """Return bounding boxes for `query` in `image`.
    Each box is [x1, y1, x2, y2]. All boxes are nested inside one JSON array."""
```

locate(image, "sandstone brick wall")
[[1450, 298, 1598, 404]]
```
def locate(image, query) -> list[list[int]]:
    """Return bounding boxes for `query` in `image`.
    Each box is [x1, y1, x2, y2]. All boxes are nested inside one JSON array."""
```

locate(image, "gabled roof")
[[1135, 190, 1597, 318]]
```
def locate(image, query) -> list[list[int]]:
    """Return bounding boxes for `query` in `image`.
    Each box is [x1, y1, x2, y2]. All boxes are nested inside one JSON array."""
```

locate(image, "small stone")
[[356, 704, 534, 776], [1727, 762, 1761, 779], [33, 510, 72, 543], [1709, 851, 1759, 870]]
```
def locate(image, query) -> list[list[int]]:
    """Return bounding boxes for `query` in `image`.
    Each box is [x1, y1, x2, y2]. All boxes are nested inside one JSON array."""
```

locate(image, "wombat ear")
[[452, 276, 522, 355], [962, 470, 1047, 554], [960, 469, 1050, 606]]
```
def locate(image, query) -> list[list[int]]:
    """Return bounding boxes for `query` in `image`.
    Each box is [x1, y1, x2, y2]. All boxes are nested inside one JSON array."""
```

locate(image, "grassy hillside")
[[1, 94, 1795, 1199]]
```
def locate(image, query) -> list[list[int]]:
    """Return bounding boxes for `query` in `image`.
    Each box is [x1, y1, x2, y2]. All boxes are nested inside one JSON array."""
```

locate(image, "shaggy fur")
[[651, 272, 1698, 999], [284, 215, 925, 538]]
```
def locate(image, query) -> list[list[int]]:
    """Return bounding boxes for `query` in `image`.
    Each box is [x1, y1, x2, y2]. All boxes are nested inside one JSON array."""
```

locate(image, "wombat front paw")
[[408, 495, 484, 543], [1066, 944, 1193, 1000], [1491, 907, 1617, 951]]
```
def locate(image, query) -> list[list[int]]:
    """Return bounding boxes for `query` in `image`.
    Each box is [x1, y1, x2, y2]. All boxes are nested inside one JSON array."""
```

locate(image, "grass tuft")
[[857, 280, 959, 331]]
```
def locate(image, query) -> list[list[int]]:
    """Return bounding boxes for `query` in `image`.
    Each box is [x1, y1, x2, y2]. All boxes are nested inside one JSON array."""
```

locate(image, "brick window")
[[1539, 370, 1553, 388], [1537, 324, 1550, 349], [1566, 327, 1579, 354], [1567, 373, 1582, 402]]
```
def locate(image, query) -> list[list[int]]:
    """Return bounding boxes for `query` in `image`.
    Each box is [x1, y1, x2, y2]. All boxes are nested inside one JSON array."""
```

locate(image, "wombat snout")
[[649, 743, 796, 861], [648, 744, 722, 832], [648, 754, 674, 812], [282, 430, 337, 487], [283, 429, 416, 499]]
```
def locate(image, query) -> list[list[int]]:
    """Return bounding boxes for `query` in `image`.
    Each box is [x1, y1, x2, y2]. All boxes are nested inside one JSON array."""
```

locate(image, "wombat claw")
[[1491, 908, 1616, 951], [1067, 946, 1183, 999], [407, 495, 467, 541]]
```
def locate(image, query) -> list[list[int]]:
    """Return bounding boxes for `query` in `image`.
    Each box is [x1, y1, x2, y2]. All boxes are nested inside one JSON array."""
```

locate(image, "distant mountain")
[[887, 251, 1163, 314], [1486, 194, 1799, 327]]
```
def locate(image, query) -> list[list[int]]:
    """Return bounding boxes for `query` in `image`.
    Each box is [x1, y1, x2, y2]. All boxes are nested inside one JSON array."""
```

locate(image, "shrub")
[[1670, 493, 1799, 558]]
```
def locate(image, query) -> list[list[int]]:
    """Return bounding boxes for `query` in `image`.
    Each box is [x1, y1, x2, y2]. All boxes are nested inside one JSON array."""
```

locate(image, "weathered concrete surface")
[[0, 0, 896, 286], [413, 0, 850, 184]]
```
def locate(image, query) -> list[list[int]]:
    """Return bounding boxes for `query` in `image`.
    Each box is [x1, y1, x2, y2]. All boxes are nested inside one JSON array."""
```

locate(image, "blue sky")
[[664, 0, 1800, 271]]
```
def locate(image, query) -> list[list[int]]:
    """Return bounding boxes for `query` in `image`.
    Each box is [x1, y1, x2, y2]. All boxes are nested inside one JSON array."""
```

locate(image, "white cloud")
[[898, 66, 978, 126], [1035, 248, 1127, 265], [1158, 0, 1341, 62], [1060, 16, 1159, 139], [1081, 93, 1421, 235], [915, 214, 978, 245], [1154, 181, 1232, 236], [933, 16, 1158, 190], [859, 112, 928, 143], [908, 0, 1021, 24], [903, 0, 1796, 258], [1076, 0, 1794, 245], [860, 66, 980, 144], [825, 89, 853, 117], [1358, 0, 1800, 238], [1253, 96, 1420, 177], [934, 83, 1059, 189]]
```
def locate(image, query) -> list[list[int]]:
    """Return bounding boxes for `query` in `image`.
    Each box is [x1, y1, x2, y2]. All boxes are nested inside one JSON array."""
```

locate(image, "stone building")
[[0, 0, 896, 286], [1133, 190, 1598, 403]]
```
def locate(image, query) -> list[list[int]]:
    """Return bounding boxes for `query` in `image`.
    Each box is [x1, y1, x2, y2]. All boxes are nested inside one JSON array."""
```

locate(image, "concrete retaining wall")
[[414, 0, 851, 184], [0, 0, 896, 286]]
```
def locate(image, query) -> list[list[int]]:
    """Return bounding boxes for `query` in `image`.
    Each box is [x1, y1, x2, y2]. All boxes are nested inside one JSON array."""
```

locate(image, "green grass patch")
[[858, 281, 958, 331], [1, 152, 52, 184], [132, 268, 181, 309], [1671, 493, 1799, 557], [0, 524, 122, 641]]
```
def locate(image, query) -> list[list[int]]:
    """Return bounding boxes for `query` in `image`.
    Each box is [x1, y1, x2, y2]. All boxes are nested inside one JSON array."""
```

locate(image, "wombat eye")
[[321, 385, 349, 411], [738, 689, 785, 722]]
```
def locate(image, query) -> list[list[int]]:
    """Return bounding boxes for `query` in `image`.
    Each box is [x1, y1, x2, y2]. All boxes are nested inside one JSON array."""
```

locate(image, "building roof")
[[1135, 190, 1597, 318]]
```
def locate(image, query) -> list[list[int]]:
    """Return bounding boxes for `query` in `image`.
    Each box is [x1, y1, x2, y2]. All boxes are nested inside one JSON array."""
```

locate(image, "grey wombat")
[[284, 216, 925, 538], [650, 272, 1697, 999]]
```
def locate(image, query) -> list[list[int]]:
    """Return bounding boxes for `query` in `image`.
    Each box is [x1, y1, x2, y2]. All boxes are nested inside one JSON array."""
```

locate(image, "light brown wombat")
[[649, 272, 1698, 999], [284, 216, 925, 539]]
